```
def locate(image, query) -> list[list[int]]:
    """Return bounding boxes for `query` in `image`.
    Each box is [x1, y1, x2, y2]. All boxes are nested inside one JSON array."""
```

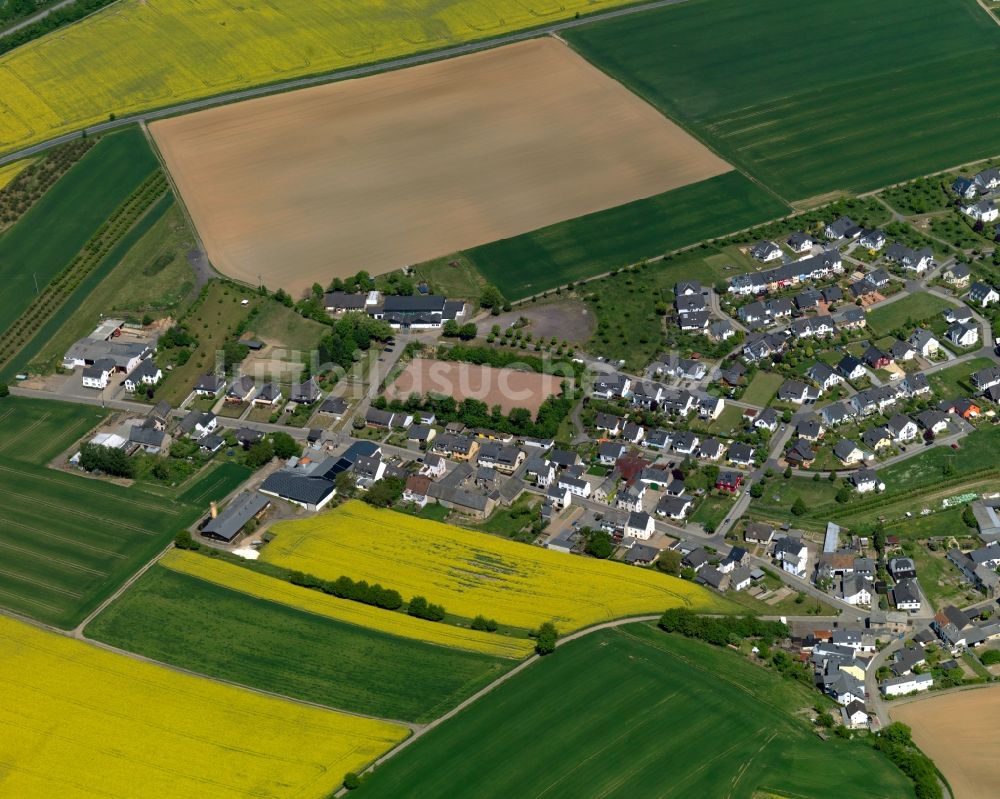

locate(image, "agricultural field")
[[865, 293, 955, 337], [0, 0, 644, 155], [0, 614, 406, 799], [893, 687, 1000, 799], [565, 0, 1000, 201], [153, 39, 729, 296], [0, 397, 250, 628], [87, 564, 512, 723], [0, 157, 30, 189], [384, 358, 565, 415], [160, 549, 532, 658], [0, 128, 158, 336], [356, 625, 914, 799], [24, 194, 183, 374], [465, 171, 788, 301], [260, 501, 732, 632]]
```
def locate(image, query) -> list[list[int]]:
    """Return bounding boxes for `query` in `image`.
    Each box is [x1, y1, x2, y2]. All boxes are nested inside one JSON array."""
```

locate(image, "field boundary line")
[[0, 412, 49, 453], [0, 538, 108, 576], [0, 0, 696, 166], [0, 486, 158, 536], [0, 565, 82, 598]]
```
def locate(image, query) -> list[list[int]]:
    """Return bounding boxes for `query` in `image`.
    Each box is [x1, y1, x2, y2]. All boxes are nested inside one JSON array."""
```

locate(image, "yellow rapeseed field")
[[0, 615, 407, 799], [162, 549, 534, 658], [0, 158, 31, 189], [261, 501, 729, 632], [0, 0, 637, 154]]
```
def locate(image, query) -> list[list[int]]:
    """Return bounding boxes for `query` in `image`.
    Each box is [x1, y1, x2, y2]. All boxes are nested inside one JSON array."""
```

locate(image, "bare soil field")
[[892, 687, 1000, 799], [488, 300, 596, 342], [384, 358, 565, 414], [151, 38, 731, 297]]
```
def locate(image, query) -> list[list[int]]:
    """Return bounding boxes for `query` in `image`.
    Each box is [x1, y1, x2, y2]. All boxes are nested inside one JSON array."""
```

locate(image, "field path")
[[0, 0, 694, 166]]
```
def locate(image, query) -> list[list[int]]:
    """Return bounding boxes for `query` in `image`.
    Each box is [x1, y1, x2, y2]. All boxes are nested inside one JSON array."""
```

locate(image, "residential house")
[[744, 521, 774, 544], [892, 578, 922, 612], [476, 442, 524, 474], [899, 372, 931, 398], [123, 359, 162, 393], [773, 535, 808, 578], [946, 321, 979, 348], [944, 263, 971, 287], [777, 379, 819, 404], [715, 470, 744, 493], [885, 242, 933, 273], [795, 416, 824, 442], [861, 426, 892, 451], [598, 442, 626, 466], [403, 475, 432, 507], [226, 376, 256, 404], [624, 543, 660, 566], [971, 365, 1000, 392], [849, 468, 884, 493], [864, 346, 892, 369], [787, 231, 813, 252], [558, 474, 591, 498], [909, 328, 939, 357], [886, 414, 918, 442], [963, 199, 999, 223], [696, 566, 729, 591], [697, 438, 725, 461], [420, 453, 447, 479], [833, 439, 864, 465], [754, 407, 780, 432], [889, 557, 918, 580], [655, 494, 694, 520], [193, 373, 225, 397], [750, 240, 783, 262], [837, 356, 867, 381], [952, 176, 978, 199], [821, 401, 855, 427], [858, 228, 886, 250], [882, 673, 933, 697], [841, 574, 873, 606], [890, 339, 916, 362], [290, 377, 322, 405], [730, 567, 755, 592], [625, 511, 655, 541], [785, 438, 816, 466], [726, 442, 755, 467], [969, 281, 1000, 307], [178, 410, 217, 439], [807, 362, 842, 392], [825, 216, 859, 240], [839, 307, 866, 329], [915, 409, 948, 435], [594, 412, 623, 436], [719, 546, 749, 574], [592, 373, 631, 400], [709, 319, 735, 341], [974, 167, 1000, 192]]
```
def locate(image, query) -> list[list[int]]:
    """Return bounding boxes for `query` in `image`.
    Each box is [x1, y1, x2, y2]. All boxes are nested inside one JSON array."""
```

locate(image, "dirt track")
[[892, 687, 1000, 799], [384, 359, 566, 414], [151, 38, 730, 297]]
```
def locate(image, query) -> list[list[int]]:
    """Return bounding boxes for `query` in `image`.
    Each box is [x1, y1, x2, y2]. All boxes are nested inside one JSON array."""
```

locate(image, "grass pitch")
[[87, 564, 512, 723], [0, 614, 406, 799], [465, 171, 788, 301], [0, 397, 250, 628], [566, 0, 1000, 201], [356, 624, 913, 798]]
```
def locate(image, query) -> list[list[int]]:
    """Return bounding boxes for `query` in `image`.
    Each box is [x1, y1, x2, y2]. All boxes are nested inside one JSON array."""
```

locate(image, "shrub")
[[534, 621, 558, 655], [343, 772, 361, 791]]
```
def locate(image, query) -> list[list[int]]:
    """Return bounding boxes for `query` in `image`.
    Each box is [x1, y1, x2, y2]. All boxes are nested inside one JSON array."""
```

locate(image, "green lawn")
[[411, 253, 487, 301], [866, 293, 954, 337], [0, 128, 158, 335], [85, 565, 510, 724], [751, 476, 840, 526], [355, 625, 913, 799], [0, 397, 250, 628], [929, 357, 994, 398], [463, 172, 789, 301], [565, 0, 1000, 202], [248, 300, 327, 353], [155, 280, 260, 405], [689, 493, 737, 529], [743, 372, 784, 406]]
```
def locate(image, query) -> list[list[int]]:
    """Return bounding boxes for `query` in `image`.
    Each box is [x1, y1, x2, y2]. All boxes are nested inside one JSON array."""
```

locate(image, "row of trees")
[[290, 571, 404, 611], [658, 608, 788, 646], [873, 723, 942, 799]]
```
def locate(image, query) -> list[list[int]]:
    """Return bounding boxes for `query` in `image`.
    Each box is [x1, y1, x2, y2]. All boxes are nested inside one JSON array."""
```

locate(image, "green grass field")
[[463, 172, 789, 301], [355, 625, 913, 798], [866, 293, 955, 337], [26, 199, 198, 372], [565, 0, 1000, 201], [742, 371, 784, 406], [929, 357, 994, 398], [0, 397, 250, 628], [86, 565, 510, 723], [248, 301, 326, 353], [0, 128, 158, 335]]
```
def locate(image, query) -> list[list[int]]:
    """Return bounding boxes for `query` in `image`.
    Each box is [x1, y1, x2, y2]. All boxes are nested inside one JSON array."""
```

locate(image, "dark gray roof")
[[201, 492, 271, 542], [260, 472, 335, 506]]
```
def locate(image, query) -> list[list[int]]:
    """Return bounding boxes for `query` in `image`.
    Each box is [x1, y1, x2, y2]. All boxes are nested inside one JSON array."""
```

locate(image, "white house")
[[625, 511, 656, 541], [849, 468, 884, 494], [963, 199, 999, 223], [946, 321, 979, 348], [909, 328, 939, 358], [558, 475, 591, 498], [841, 575, 873, 606], [81, 359, 114, 390], [969, 282, 1000, 308], [123, 359, 162, 393], [881, 673, 933, 697], [774, 536, 808, 578]]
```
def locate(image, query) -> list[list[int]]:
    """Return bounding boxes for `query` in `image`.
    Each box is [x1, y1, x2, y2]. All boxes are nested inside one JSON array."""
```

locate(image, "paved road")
[[0, 0, 692, 165]]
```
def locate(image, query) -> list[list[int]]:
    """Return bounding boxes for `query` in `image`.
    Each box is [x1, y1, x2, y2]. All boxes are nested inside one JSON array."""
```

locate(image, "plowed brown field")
[[152, 38, 731, 296], [892, 687, 1000, 799]]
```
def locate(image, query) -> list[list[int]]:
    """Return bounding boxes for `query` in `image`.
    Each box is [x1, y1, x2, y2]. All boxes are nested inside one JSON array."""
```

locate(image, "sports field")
[[464, 171, 789, 300], [0, 128, 158, 336], [893, 687, 1000, 799], [0, 397, 250, 628], [566, 0, 1000, 201], [160, 549, 533, 658], [0, 0, 645, 156], [86, 564, 512, 723], [152, 38, 729, 295], [0, 614, 406, 799], [261, 501, 731, 631], [356, 624, 913, 798]]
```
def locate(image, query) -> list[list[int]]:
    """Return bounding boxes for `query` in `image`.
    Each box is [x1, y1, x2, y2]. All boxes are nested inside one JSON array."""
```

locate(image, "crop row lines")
[[0, 170, 168, 369]]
